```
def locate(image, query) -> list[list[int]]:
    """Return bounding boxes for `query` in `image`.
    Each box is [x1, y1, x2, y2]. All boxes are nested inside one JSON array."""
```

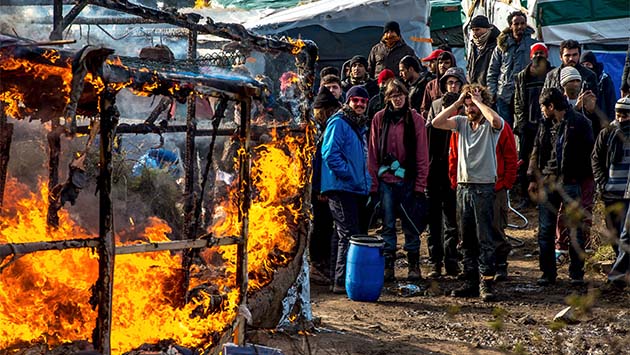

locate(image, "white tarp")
[[244, 0, 432, 58]]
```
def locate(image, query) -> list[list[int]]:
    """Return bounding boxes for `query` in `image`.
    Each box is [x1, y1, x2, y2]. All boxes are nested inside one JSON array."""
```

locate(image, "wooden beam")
[[49, 0, 89, 41]]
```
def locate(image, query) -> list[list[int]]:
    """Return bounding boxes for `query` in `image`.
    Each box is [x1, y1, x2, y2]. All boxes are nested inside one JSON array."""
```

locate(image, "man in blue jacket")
[[321, 85, 372, 294]]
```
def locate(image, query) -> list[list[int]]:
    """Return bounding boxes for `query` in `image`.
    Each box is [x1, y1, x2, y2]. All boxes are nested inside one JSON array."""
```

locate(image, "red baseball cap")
[[530, 43, 549, 59], [421, 49, 445, 62], [377, 69, 395, 85]]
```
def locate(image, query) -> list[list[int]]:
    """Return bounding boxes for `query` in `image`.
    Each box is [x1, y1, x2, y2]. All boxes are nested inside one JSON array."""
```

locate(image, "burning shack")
[[0, 2, 318, 355]]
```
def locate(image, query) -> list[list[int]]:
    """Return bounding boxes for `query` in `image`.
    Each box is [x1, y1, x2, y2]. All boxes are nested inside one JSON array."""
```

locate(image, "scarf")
[[381, 32, 401, 48], [472, 30, 492, 52], [341, 104, 367, 128]]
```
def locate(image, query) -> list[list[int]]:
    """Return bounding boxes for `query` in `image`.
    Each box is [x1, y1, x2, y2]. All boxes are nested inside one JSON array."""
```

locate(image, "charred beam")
[[0, 0, 75, 4], [76, 123, 306, 137], [51, 0, 63, 40], [46, 123, 64, 227], [0, 235, 241, 260], [94, 85, 118, 355], [0, 103, 12, 208], [234, 98, 251, 345], [89, 0, 297, 55], [180, 28, 198, 306], [30, 16, 159, 25], [50, 0, 90, 41]]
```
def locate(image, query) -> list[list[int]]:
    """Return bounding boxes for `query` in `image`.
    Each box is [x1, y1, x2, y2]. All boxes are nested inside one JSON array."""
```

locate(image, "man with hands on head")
[[432, 84, 503, 302]]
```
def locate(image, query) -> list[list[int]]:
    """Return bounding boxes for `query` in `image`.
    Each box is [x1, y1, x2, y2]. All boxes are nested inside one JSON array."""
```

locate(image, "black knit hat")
[[345, 85, 370, 104], [383, 21, 401, 36], [349, 55, 368, 69], [470, 15, 491, 29], [580, 51, 598, 66], [320, 66, 340, 78], [313, 86, 340, 109]]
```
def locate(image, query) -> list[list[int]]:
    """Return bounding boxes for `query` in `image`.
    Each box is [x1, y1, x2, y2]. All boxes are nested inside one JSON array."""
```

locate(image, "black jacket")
[[408, 71, 433, 113], [513, 60, 554, 136], [528, 109, 594, 184], [591, 120, 630, 200], [466, 26, 500, 86], [367, 40, 416, 78], [341, 77, 379, 99]]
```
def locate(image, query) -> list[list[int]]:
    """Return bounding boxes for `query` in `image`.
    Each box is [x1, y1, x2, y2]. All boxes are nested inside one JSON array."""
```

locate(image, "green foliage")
[[565, 289, 599, 318], [513, 342, 528, 355], [446, 304, 461, 318], [488, 306, 507, 331], [548, 319, 567, 332]]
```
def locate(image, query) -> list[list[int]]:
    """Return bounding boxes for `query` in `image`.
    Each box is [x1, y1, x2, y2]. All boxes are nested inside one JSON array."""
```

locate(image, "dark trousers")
[[310, 195, 334, 271], [609, 202, 630, 283], [457, 183, 496, 279], [556, 178, 594, 251], [493, 188, 511, 267], [537, 183, 584, 280], [516, 124, 538, 203], [496, 98, 514, 128], [328, 191, 367, 287], [379, 181, 426, 255], [427, 177, 458, 268], [604, 199, 630, 257]]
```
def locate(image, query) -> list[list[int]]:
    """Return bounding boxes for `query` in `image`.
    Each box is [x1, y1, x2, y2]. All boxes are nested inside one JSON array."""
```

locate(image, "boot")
[[494, 264, 508, 282], [407, 251, 422, 281], [445, 262, 461, 277], [451, 280, 479, 298], [384, 253, 395, 282], [428, 263, 442, 278], [480, 276, 496, 302]]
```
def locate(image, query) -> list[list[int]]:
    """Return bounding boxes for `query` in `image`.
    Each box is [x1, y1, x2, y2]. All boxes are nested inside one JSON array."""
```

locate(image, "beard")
[[466, 111, 482, 122]]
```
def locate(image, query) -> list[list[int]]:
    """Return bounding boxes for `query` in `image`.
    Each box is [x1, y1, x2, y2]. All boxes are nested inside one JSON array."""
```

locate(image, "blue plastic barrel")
[[345, 235, 385, 302]]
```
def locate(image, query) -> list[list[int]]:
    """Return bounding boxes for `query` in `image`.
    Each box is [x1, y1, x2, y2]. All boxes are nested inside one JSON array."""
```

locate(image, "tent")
[[245, 0, 432, 75]]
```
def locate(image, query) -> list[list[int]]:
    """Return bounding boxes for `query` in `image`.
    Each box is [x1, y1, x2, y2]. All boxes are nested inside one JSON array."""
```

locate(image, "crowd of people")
[[309, 13, 630, 302]]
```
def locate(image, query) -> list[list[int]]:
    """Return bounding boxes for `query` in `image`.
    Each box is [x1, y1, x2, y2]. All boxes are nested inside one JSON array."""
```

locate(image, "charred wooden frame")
[[0, 1, 318, 353]]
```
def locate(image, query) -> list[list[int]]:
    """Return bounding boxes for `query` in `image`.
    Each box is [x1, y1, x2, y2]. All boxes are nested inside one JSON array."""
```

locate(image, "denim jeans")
[[496, 98, 513, 128], [493, 188, 511, 267], [609, 201, 630, 283], [427, 177, 458, 268], [538, 183, 584, 279], [327, 191, 366, 287], [378, 181, 427, 255], [457, 183, 496, 279]]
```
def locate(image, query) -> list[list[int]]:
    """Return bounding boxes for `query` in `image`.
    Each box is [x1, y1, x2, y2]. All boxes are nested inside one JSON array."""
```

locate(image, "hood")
[[497, 26, 535, 52], [580, 50, 603, 77], [436, 51, 457, 76], [439, 67, 468, 93]]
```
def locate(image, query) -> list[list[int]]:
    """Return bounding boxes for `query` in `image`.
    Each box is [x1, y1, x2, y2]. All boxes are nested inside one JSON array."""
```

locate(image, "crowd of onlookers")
[[308, 12, 630, 302]]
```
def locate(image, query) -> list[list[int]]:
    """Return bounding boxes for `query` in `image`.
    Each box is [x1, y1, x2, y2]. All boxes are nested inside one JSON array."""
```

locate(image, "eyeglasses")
[[350, 97, 368, 104]]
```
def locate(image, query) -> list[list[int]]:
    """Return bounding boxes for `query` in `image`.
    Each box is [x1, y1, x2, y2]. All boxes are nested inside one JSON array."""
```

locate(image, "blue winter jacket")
[[320, 112, 371, 195]]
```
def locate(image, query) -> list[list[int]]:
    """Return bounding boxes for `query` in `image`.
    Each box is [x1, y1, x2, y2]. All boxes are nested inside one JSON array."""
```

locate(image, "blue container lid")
[[350, 235, 384, 248]]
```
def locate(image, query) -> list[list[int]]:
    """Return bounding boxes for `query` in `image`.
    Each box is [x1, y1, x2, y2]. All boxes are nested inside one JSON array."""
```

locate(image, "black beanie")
[[470, 15, 491, 29], [580, 51, 598, 66], [314, 86, 340, 109], [349, 55, 368, 69], [383, 21, 401, 36], [345, 85, 370, 104]]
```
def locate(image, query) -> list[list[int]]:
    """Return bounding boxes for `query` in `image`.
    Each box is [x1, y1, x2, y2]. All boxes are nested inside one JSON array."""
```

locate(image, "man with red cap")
[[420, 50, 457, 117], [512, 42, 554, 208], [368, 21, 416, 78], [421, 49, 444, 77]]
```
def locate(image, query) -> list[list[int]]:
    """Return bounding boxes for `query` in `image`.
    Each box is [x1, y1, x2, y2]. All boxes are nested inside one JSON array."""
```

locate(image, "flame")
[[0, 123, 315, 353], [194, 0, 212, 8], [287, 37, 305, 55], [279, 71, 299, 93]]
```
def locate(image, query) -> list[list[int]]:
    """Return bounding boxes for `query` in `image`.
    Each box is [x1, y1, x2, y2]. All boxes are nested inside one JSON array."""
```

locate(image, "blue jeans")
[[609, 201, 630, 283], [496, 98, 513, 128], [457, 183, 496, 278], [538, 183, 584, 279], [604, 199, 629, 257], [378, 181, 427, 255]]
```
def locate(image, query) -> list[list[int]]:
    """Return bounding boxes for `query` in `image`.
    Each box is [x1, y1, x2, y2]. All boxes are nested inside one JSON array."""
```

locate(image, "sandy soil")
[[247, 206, 630, 355]]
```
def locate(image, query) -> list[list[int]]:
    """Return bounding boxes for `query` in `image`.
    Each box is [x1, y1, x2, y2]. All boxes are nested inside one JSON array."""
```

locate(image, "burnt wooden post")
[[93, 86, 118, 355], [50, 0, 63, 40], [46, 120, 62, 227], [234, 97, 251, 345], [0, 102, 12, 209], [180, 28, 198, 305]]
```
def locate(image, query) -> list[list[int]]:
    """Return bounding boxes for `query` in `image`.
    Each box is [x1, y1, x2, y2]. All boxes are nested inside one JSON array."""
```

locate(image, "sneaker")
[[480, 278, 496, 302], [407, 267, 422, 281], [427, 264, 442, 278], [451, 282, 480, 298], [494, 266, 508, 282], [536, 274, 556, 286]]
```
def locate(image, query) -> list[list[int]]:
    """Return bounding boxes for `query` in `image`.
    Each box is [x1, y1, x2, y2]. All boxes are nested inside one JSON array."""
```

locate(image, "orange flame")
[[0, 124, 315, 353], [287, 37, 306, 55]]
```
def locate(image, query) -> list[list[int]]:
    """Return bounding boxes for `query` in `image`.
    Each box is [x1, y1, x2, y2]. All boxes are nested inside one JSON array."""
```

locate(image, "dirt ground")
[[247, 206, 630, 355]]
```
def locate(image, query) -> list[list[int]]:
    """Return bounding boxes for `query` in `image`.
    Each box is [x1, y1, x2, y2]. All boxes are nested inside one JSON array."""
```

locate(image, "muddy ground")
[[248, 206, 630, 355]]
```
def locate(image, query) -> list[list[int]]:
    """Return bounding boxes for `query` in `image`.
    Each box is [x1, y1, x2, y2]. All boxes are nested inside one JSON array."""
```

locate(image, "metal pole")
[[94, 87, 117, 355], [234, 98, 251, 345]]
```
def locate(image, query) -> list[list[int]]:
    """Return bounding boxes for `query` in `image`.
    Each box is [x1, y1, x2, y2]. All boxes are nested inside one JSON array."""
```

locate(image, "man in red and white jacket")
[[449, 121, 518, 281]]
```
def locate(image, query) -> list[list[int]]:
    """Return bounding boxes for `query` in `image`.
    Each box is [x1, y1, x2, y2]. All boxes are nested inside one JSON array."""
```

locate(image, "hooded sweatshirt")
[[420, 51, 457, 116]]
